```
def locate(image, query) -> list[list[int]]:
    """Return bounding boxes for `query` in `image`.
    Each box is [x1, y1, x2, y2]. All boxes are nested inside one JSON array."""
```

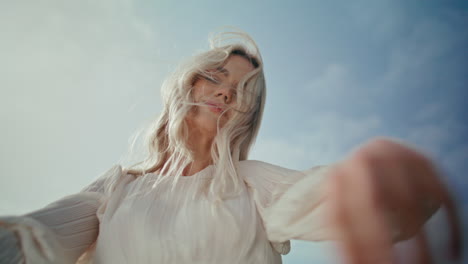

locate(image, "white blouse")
[[0, 160, 333, 264]]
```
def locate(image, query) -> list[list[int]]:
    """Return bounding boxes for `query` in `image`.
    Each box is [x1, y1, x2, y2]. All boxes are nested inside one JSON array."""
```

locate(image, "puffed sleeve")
[[239, 160, 333, 251], [0, 165, 125, 264]]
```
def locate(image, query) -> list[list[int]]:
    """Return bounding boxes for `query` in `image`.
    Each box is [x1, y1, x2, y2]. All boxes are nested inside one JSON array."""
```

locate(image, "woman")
[[0, 31, 461, 264]]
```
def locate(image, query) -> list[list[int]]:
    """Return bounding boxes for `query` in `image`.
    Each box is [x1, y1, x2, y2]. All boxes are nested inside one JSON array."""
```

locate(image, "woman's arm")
[[0, 165, 124, 264], [247, 138, 461, 263], [325, 138, 461, 264], [0, 193, 102, 264]]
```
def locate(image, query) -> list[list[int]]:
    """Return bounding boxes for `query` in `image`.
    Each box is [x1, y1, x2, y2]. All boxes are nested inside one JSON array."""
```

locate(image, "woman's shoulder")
[[237, 160, 297, 173], [81, 164, 137, 194], [236, 160, 300, 184], [238, 160, 328, 175], [237, 160, 328, 188]]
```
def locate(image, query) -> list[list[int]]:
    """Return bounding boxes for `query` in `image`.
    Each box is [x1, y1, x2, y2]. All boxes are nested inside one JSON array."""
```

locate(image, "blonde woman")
[[0, 31, 461, 264]]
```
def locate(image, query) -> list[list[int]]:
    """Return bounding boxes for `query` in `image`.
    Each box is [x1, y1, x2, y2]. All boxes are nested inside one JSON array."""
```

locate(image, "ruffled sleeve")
[[239, 160, 333, 254], [0, 165, 126, 264]]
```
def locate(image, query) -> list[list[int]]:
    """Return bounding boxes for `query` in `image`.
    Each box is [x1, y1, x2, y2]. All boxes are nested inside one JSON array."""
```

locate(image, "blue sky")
[[1, 0, 467, 263]]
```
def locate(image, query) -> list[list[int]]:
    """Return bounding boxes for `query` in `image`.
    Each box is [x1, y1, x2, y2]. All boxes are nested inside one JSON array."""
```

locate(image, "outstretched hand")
[[326, 138, 462, 264]]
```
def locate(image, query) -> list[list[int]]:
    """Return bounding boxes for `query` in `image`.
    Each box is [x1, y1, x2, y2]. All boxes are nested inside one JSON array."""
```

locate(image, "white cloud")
[[306, 64, 351, 100], [302, 63, 376, 113], [252, 112, 383, 169]]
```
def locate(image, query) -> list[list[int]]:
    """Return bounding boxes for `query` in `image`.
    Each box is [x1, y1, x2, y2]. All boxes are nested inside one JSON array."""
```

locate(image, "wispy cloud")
[[0, 0, 162, 213], [252, 112, 382, 169]]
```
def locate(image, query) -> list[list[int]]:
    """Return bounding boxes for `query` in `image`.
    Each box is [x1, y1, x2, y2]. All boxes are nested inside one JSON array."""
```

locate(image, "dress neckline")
[[180, 164, 214, 179], [147, 164, 214, 179]]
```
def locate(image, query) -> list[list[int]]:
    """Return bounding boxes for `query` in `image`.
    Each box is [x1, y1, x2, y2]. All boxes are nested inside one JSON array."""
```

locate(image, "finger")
[[330, 164, 396, 264], [430, 180, 462, 260], [414, 231, 433, 264], [412, 161, 463, 260]]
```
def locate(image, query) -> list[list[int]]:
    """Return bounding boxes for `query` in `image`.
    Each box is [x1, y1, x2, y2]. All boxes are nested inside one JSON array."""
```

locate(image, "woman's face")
[[188, 55, 255, 135]]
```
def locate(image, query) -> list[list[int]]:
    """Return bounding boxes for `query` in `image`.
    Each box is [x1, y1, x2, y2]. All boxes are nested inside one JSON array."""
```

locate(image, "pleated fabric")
[[1, 160, 332, 264]]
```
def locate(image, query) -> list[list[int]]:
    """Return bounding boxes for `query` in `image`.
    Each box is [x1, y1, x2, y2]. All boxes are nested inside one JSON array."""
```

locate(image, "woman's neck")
[[183, 128, 215, 176]]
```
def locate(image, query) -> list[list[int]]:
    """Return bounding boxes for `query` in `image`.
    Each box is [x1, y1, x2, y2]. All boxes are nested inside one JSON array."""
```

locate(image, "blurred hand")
[[326, 137, 462, 264]]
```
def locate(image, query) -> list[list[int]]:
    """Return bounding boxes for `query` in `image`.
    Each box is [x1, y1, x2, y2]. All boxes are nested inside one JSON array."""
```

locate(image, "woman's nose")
[[216, 86, 233, 104]]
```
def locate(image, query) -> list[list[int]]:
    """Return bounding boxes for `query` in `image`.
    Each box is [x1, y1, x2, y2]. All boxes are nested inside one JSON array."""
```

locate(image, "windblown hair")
[[126, 31, 266, 202]]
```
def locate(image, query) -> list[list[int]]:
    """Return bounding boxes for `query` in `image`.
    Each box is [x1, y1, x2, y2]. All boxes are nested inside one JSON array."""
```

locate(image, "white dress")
[[0, 160, 333, 264]]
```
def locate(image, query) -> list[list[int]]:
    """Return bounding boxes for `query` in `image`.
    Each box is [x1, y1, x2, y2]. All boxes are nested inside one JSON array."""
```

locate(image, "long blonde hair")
[[126, 31, 266, 201]]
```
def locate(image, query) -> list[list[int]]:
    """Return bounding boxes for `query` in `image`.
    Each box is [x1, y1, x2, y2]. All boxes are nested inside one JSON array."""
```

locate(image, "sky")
[[1, 0, 467, 263]]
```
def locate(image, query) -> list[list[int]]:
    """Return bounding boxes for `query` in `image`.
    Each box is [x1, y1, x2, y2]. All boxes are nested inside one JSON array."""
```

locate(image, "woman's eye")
[[203, 76, 220, 84]]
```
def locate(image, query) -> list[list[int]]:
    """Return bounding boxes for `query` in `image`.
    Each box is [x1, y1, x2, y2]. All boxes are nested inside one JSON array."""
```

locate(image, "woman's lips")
[[205, 102, 225, 113]]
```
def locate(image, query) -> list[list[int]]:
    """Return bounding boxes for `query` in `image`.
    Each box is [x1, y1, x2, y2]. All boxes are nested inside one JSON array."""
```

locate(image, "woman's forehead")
[[207, 56, 254, 78]]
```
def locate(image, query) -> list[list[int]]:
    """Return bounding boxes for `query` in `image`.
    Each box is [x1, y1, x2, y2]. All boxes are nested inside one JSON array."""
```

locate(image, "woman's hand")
[[326, 137, 462, 264]]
